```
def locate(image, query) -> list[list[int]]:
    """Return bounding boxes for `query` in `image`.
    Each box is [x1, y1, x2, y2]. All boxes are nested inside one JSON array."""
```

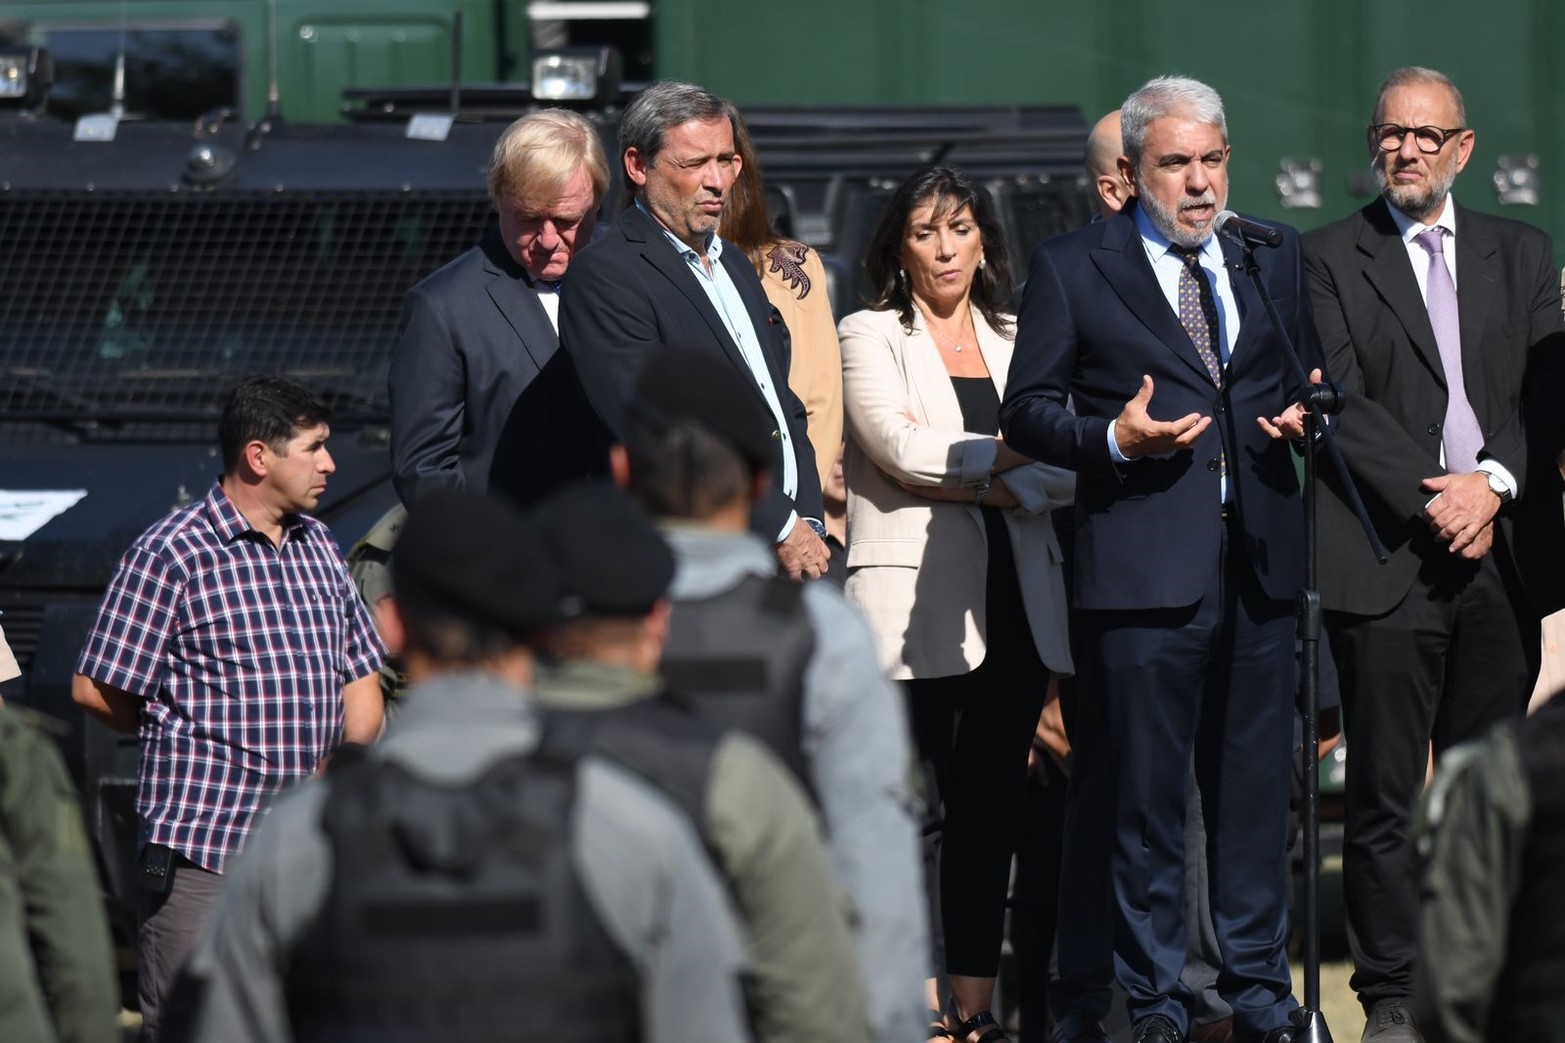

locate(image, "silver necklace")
[[926, 319, 972, 353]]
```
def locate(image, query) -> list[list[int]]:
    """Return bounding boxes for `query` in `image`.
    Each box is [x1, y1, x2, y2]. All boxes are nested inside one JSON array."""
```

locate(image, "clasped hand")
[[1422, 471, 1501, 560]]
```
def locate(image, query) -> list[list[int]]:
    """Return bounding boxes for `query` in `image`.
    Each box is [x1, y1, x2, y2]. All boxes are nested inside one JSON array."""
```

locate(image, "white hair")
[[1121, 76, 1227, 167]]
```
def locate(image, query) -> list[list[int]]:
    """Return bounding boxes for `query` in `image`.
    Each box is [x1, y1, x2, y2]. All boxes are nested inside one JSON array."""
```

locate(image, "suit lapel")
[[1452, 202, 1500, 405], [1091, 214, 1218, 387], [972, 306, 1014, 398], [622, 207, 760, 388], [1357, 201, 1447, 388], [479, 227, 559, 373], [1217, 236, 1262, 383]]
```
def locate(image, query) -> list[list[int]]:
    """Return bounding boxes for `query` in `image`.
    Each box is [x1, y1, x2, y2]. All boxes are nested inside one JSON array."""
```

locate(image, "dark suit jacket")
[[999, 206, 1317, 611], [388, 224, 610, 508], [558, 204, 823, 538], [1304, 199, 1565, 617]]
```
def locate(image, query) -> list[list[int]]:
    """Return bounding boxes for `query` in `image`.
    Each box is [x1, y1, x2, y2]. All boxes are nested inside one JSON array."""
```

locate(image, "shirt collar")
[[203, 480, 310, 545], [1385, 193, 1458, 246], [1133, 202, 1223, 266], [636, 200, 722, 264]]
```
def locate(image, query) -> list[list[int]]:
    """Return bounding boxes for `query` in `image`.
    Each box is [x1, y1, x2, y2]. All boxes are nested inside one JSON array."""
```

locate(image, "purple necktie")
[[1415, 228, 1482, 475]]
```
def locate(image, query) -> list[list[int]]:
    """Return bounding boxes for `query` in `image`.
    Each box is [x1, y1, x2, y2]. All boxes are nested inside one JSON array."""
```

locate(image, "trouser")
[[1053, 516, 1298, 1039], [137, 851, 224, 1042], [1331, 548, 1535, 1012], [906, 512, 1050, 980]]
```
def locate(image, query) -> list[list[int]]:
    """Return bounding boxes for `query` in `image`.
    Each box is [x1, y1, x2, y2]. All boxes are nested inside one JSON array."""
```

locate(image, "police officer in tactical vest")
[[178, 490, 755, 1043], [607, 346, 930, 1043], [530, 480, 870, 1043]]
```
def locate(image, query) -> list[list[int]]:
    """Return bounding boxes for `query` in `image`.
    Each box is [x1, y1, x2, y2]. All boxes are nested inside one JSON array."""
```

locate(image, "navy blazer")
[[389, 224, 610, 508], [559, 204, 823, 538], [1304, 199, 1565, 617], [999, 206, 1318, 611]]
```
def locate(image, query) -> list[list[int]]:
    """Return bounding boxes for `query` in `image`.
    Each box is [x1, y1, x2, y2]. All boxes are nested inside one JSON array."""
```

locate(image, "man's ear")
[[1117, 155, 1139, 197], [609, 444, 632, 490], [624, 147, 650, 188], [242, 439, 271, 477]]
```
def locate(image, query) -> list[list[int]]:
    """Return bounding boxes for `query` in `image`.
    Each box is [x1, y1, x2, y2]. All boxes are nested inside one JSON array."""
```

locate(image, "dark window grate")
[[0, 191, 492, 439]]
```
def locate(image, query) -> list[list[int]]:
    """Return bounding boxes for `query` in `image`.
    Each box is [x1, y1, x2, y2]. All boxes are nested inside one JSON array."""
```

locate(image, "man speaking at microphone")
[[1001, 75, 1323, 1043]]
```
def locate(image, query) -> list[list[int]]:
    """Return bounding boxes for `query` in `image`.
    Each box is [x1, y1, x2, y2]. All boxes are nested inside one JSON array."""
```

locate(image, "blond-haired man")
[[390, 108, 614, 507]]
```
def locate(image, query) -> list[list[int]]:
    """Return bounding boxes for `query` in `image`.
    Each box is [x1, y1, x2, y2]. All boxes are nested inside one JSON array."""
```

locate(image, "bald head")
[[1085, 110, 1131, 220]]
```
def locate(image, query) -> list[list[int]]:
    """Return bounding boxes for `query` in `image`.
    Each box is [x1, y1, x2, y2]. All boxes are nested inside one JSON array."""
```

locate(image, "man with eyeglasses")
[[1304, 66, 1565, 1042]]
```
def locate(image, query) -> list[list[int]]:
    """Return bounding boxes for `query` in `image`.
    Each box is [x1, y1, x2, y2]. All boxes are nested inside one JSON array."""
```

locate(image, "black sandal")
[[946, 999, 1010, 1043], [928, 1009, 955, 1040]]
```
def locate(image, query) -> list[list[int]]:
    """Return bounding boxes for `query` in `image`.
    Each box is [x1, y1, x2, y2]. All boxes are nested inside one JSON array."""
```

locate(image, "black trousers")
[[906, 512, 1050, 979], [1052, 517, 1297, 1039], [1330, 546, 1536, 1011]]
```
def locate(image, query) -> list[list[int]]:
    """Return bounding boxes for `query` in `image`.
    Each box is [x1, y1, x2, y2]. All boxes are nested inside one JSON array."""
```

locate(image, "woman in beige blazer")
[[839, 167, 1072, 1043]]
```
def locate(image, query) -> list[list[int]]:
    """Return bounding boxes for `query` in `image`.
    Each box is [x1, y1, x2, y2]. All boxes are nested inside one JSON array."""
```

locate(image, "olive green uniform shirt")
[[535, 660, 871, 1043], [0, 707, 118, 1043]]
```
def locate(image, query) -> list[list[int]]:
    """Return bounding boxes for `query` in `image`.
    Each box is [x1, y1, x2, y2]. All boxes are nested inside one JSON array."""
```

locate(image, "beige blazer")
[[838, 305, 1073, 681], [760, 243, 843, 490]]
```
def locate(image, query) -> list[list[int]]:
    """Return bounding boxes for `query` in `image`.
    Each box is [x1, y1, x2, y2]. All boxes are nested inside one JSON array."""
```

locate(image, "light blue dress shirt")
[[1107, 207, 1242, 500], [643, 207, 800, 540]]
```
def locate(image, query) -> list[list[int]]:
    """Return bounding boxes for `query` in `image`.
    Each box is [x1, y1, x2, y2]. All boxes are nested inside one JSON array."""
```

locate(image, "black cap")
[[626, 344, 775, 473], [392, 490, 563, 636], [531, 481, 675, 618]]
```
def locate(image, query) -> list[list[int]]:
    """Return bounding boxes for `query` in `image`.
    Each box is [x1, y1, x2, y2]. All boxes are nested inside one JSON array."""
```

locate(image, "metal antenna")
[[266, 0, 281, 119], [449, 9, 464, 116], [110, 0, 129, 118]]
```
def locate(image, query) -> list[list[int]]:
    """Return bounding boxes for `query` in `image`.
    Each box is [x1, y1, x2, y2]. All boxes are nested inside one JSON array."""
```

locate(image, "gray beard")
[[1375, 160, 1456, 222], [1139, 188, 1216, 249]]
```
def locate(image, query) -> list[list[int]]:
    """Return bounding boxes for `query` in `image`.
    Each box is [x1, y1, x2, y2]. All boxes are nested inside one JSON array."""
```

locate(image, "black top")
[[950, 375, 1001, 436]]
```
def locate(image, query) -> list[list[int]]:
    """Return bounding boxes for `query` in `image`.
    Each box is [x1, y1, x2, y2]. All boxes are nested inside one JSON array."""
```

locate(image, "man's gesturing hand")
[[1258, 368, 1324, 440], [1422, 471, 1502, 556], [776, 520, 830, 580], [1114, 375, 1212, 459]]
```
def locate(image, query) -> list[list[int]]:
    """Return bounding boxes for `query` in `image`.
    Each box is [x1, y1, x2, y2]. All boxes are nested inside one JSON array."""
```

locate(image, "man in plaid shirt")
[[72, 374, 384, 1041]]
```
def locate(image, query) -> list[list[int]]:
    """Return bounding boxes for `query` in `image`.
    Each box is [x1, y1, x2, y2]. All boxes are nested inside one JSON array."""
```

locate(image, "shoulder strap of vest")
[[536, 701, 722, 837]]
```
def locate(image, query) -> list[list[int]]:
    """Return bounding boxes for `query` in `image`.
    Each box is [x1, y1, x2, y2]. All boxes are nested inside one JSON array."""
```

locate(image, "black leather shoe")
[[1256, 1029, 1295, 1043], [1050, 1011, 1110, 1043], [1133, 1014, 1185, 1043]]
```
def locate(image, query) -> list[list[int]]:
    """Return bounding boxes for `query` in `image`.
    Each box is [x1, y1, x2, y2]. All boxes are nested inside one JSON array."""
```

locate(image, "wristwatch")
[[1484, 470, 1514, 505], [805, 518, 828, 540], [974, 478, 993, 506]]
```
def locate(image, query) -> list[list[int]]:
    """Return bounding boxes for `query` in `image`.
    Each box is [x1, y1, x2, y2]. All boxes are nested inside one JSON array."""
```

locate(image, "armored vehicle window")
[[25, 24, 239, 122]]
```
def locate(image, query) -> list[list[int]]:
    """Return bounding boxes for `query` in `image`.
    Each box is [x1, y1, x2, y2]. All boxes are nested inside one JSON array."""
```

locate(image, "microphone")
[[1214, 210, 1284, 249]]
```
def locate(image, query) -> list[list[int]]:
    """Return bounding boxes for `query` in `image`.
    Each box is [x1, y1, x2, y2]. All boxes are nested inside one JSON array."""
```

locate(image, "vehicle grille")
[[0, 190, 492, 436]]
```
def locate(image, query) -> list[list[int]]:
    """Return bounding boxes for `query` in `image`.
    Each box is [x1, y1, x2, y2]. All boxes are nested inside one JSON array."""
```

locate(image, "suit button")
[[1214, 400, 1226, 414], [1427, 422, 1441, 436], [1207, 458, 1219, 472], [770, 429, 782, 441]]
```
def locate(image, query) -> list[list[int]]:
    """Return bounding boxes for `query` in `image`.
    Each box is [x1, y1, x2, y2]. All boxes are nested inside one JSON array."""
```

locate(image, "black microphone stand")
[[1226, 230, 1387, 1043]]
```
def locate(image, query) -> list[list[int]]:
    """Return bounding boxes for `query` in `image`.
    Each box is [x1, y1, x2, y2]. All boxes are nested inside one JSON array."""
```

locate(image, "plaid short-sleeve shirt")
[[76, 482, 384, 872]]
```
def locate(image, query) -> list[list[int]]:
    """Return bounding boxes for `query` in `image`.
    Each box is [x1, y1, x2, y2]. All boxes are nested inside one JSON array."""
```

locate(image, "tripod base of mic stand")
[[1291, 1007, 1335, 1043]]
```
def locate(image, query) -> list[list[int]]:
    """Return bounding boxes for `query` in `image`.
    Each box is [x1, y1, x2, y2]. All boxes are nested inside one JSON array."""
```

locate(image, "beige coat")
[[759, 243, 843, 491], [838, 305, 1074, 680]]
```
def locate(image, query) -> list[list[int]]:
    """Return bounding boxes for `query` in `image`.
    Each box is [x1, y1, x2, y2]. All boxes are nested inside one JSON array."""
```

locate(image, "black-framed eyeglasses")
[[1369, 123, 1467, 155]]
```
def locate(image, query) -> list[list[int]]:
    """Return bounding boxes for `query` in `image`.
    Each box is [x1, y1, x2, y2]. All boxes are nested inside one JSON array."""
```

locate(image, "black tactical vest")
[[661, 572, 816, 793], [286, 745, 641, 1043], [539, 697, 725, 844], [1492, 702, 1565, 1041]]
